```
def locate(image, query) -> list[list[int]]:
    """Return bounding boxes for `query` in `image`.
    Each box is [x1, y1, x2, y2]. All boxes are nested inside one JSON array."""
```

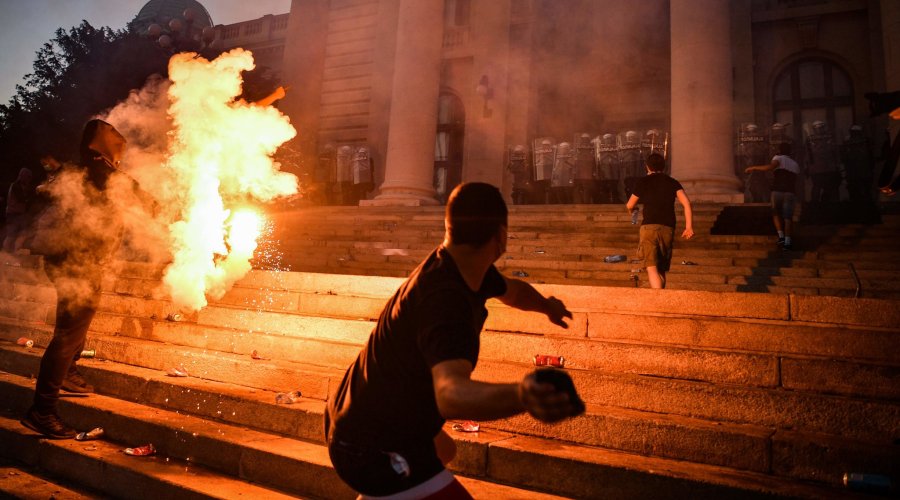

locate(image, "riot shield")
[[737, 123, 770, 203], [352, 146, 373, 185], [336, 145, 353, 183], [618, 130, 644, 179], [552, 142, 575, 188], [641, 129, 669, 159], [532, 137, 556, 182], [573, 133, 595, 180]]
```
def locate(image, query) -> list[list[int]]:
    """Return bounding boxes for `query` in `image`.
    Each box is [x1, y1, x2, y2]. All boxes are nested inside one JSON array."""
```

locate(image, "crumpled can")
[[250, 350, 270, 360], [681, 260, 698, 266], [75, 427, 104, 441], [16, 337, 34, 348], [166, 365, 190, 377], [124, 443, 156, 456], [275, 390, 301, 404], [166, 313, 183, 322], [451, 421, 480, 432], [533, 354, 565, 368], [80, 349, 96, 358]]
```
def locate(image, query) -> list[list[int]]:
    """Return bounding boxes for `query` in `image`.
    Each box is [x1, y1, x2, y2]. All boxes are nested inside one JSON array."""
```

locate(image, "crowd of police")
[[307, 143, 376, 206], [505, 121, 878, 206], [736, 120, 876, 205], [507, 129, 669, 205]]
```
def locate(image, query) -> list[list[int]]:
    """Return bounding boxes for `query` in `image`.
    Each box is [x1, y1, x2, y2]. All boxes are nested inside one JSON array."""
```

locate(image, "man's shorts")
[[638, 224, 675, 273], [771, 191, 796, 219], [328, 437, 446, 497]]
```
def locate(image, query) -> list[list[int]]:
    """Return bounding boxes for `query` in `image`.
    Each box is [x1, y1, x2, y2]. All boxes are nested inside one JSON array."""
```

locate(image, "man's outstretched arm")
[[498, 277, 572, 328], [432, 359, 575, 423]]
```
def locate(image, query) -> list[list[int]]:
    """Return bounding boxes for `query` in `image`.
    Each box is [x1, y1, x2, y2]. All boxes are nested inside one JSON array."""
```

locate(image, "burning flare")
[[161, 49, 297, 311]]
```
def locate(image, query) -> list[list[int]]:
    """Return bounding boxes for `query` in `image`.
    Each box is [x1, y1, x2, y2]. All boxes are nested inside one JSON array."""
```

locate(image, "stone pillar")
[[370, 0, 444, 206], [670, 0, 741, 199]]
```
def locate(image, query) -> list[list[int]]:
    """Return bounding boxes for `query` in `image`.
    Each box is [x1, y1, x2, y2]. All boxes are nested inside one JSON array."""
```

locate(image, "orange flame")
[[161, 49, 297, 311]]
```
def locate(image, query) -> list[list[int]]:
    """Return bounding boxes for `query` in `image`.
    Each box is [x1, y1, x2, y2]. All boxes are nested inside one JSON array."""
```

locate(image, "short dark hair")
[[778, 142, 792, 156], [646, 153, 666, 172], [446, 182, 508, 247]]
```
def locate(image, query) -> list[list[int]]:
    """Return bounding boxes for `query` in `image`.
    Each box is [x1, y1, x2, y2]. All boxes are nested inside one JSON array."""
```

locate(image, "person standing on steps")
[[626, 153, 694, 289], [21, 119, 131, 439], [745, 142, 801, 251]]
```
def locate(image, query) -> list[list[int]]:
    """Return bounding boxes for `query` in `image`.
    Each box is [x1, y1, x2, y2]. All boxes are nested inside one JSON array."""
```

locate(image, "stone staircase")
[[263, 203, 900, 299], [0, 248, 897, 498]]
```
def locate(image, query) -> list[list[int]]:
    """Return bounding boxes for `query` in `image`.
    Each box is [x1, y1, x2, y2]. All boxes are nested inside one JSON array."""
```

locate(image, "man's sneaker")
[[20, 408, 77, 439], [777, 237, 785, 247], [62, 369, 94, 394], [783, 242, 793, 251]]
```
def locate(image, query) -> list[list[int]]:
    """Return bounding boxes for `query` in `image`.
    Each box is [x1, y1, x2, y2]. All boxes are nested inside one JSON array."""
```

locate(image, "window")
[[772, 58, 853, 143]]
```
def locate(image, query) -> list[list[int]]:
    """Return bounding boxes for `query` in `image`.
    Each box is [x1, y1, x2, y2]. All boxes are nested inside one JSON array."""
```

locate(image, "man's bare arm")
[[676, 189, 694, 239], [745, 158, 781, 173], [432, 359, 575, 423], [625, 194, 639, 212], [498, 277, 572, 328]]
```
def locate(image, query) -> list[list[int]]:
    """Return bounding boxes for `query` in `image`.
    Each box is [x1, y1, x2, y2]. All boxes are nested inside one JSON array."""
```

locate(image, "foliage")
[[0, 21, 169, 194]]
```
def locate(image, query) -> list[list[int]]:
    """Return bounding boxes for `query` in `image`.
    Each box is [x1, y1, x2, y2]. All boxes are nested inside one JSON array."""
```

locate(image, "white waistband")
[[358, 469, 455, 500]]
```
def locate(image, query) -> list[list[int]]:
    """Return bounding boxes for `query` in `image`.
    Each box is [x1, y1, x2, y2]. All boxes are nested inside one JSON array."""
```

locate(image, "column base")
[[677, 174, 743, 203], [365, 185, 441, 206]]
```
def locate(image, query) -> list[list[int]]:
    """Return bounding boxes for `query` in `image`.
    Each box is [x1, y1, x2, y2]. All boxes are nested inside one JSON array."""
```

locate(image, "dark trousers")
[[33, 266, 101, 413], [810, 172, 841, 202]]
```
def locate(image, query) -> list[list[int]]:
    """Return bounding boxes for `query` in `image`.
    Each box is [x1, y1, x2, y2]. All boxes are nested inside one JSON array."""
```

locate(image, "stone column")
[[370, 0, 445, 206], [670, 0, 741, 199]]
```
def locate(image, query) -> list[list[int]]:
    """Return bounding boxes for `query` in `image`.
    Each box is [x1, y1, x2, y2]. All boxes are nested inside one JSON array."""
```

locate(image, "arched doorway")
[[772, 57, 854, 145], [434, 92, 465, 204]]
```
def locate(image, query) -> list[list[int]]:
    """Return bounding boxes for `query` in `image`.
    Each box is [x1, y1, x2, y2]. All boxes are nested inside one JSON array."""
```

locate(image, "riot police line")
[[736, 121, 876, 205], [309, 143, 376, 206], [504, 121, 876, 206], [507, 130, 669, 205]]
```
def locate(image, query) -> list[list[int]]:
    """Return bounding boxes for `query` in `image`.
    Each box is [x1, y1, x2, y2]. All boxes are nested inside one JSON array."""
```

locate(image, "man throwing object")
[[327, 182, 583, 499]]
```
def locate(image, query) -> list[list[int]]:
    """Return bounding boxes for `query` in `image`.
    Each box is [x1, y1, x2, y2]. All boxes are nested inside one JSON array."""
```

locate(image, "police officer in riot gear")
[[738, 123, 770, 203], [840, 125, 874, 203], [551, 142, 575, 204], [351, 145, 375, 204], [805, 120, 841, 202], [336, 145, 354, 205], [620, 130, 643, 200], [573, 133, 596, 204], [532, 138, 555, 204], [315, 143, 337, 205], [508, 144, 531, 205], [594, 133, 622, 203]]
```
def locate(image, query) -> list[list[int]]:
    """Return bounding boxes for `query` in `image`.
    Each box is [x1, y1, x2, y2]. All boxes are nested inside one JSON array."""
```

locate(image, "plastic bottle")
[[631, 208, 639, 225], [603, 254, 627, 263]]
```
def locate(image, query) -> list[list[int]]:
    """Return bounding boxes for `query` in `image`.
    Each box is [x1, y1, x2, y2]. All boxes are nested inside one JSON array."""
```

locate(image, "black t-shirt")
[[327, 246, 507, 449], [633, 173, 684, 228]]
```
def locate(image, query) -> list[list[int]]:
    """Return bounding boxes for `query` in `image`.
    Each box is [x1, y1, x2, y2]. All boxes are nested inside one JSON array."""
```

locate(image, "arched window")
[[772, 58, 854, 143], [434, 93, 465, 203]]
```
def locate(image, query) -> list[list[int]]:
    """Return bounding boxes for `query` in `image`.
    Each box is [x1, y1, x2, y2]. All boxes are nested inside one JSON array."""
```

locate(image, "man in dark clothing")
[[327, 182, 581, 498], [626, 153, 694, 289], [21, 119, 129, 439], [3, 168, 35, 253]]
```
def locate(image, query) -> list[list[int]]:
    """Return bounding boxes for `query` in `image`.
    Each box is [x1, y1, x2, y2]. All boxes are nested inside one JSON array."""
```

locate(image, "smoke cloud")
[[24, 49, 297, 313]]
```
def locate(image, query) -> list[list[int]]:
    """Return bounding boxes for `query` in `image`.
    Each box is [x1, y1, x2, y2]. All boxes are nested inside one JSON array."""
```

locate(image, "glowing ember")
[[160, 49, 298, 311]]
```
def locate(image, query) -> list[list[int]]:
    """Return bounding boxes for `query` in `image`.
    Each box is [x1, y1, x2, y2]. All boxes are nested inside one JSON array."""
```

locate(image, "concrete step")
[[0, 413, 304, 500], [0, 356, 865, 499], [0, 372, 566, 500], [0, 457, 97, 499], [2, 323, 897, 478]]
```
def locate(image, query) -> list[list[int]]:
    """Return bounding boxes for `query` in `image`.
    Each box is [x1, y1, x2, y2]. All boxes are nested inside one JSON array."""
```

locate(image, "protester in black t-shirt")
[[327, 182, 581, 498], [625, 153, 694, 289]]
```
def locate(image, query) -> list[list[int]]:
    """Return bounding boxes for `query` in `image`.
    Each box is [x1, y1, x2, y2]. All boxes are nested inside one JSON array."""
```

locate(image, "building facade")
[[273, 0, 898, 204]]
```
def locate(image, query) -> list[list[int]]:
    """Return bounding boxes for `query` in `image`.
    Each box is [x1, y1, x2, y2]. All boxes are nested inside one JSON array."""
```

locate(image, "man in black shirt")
[[327, 182, 581, 498], [625, 153, 694, 289]]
